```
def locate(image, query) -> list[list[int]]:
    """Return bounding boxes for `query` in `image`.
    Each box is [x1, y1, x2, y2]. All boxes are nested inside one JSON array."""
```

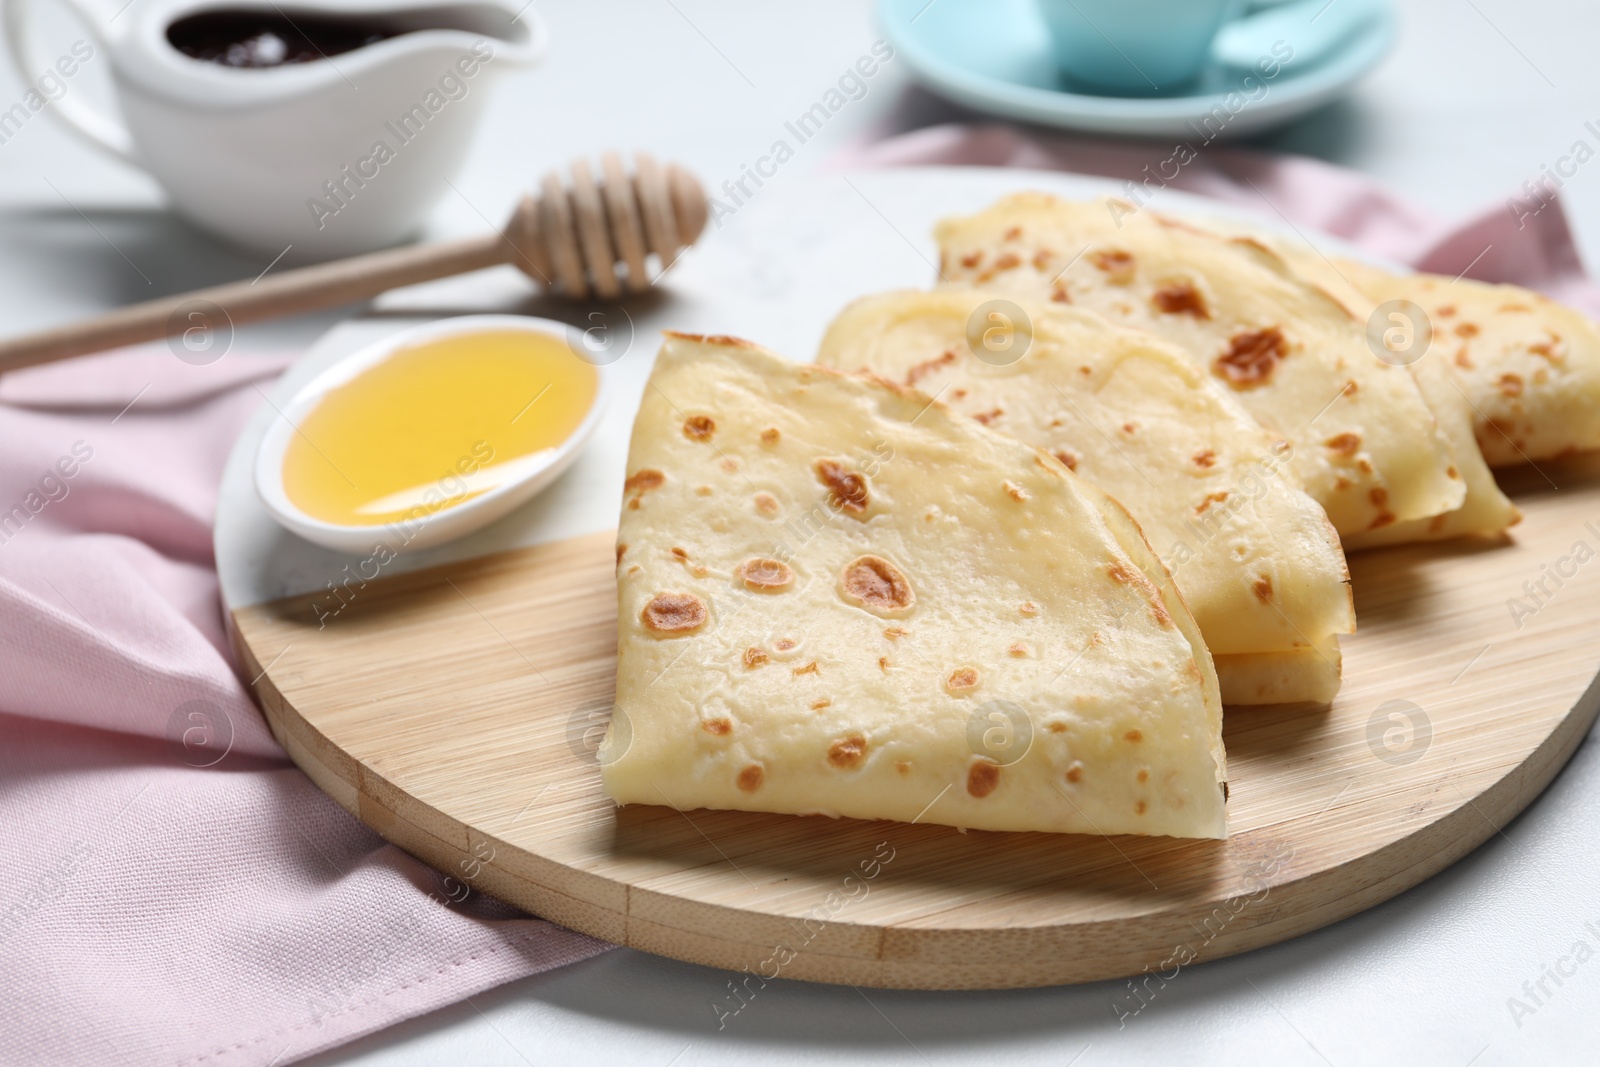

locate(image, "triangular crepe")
[[1335, 260, 1600, 468], [934, 194, 1465, 537], [816, 289, 1353, 704], [1224, 237, 1521, 546], [1346, 354, 1520, 547], [604, 332, 1228, 838]]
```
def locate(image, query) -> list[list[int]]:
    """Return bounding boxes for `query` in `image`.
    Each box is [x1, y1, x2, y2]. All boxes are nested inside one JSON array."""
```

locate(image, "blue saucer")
[[878, 0, 1396, 139]]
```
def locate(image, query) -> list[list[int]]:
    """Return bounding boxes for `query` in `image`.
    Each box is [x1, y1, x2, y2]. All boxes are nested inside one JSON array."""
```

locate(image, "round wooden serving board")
[[219, 169, 1600, 990]]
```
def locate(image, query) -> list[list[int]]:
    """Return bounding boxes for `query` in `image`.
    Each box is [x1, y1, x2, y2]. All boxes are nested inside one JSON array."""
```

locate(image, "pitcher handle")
[[3, 0, 137, 163]]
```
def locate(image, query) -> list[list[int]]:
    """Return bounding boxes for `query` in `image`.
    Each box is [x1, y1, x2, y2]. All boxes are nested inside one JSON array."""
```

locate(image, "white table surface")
[[5, 1, 1600, 1064]]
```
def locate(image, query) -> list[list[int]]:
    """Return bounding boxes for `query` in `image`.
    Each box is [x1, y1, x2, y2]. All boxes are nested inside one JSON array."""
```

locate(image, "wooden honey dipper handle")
[[0, 152, 707, 375]]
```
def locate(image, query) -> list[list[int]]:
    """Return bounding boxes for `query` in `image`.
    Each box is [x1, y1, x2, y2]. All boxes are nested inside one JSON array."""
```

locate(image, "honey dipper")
[[0, 152, 708, 374]]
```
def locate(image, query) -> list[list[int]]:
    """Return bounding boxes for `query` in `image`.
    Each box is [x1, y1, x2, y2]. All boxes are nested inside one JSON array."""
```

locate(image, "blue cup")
[[1036, 0, 1245, 94]]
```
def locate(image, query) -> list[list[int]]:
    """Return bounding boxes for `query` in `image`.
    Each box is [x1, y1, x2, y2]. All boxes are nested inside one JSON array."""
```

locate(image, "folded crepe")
[[604, 332, 1228, 838], [1334, 259, 1600, 468], [1346, 354, 1521, 547], [817, 289, 1353, 704], [1216, 234, 1522, 547], [934, 194, 1466, 538]]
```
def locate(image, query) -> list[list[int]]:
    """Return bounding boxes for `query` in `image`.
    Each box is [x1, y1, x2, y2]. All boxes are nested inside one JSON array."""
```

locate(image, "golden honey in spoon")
[[281, 328, 598, 528]]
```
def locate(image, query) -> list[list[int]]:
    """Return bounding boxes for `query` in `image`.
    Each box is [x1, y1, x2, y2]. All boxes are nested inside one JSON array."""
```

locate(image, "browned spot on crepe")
[[839, 555, 914, 615], [815, 459, 869, 516], [736, 557, 795, 592], [623, 469, 664, 508], [905, 349, 956, 387], [1325, 432, 1361, 456], [1151, 280, 1210, 319], [1090, 249, 1136, 283], [1215, 327, 1288, 389], [1053, 449, 1079, 472], [1529, 336, 1563, 361], [828, 735, 867, 769], [967, 759, 1000, 798], [641, 593, 706, 635], [1368, 486, 1396, 529]]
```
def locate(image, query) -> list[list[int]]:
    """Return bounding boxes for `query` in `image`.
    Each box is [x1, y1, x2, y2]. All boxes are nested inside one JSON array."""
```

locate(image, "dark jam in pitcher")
[[167, 9, 405, 68]]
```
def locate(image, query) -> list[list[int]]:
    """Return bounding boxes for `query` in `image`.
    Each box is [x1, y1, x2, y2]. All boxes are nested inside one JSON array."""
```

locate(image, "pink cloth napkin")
[[1, 124, 1593, 1067], [0, 348, 609, 1067]]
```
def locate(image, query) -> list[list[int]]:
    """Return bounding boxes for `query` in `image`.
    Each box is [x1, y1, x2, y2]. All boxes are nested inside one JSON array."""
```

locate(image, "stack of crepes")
[[599, 195, 1600, 840]]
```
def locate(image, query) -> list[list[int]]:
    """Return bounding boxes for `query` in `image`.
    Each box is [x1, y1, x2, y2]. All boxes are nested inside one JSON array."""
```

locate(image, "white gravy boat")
[[3, 0, 545, 257]]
